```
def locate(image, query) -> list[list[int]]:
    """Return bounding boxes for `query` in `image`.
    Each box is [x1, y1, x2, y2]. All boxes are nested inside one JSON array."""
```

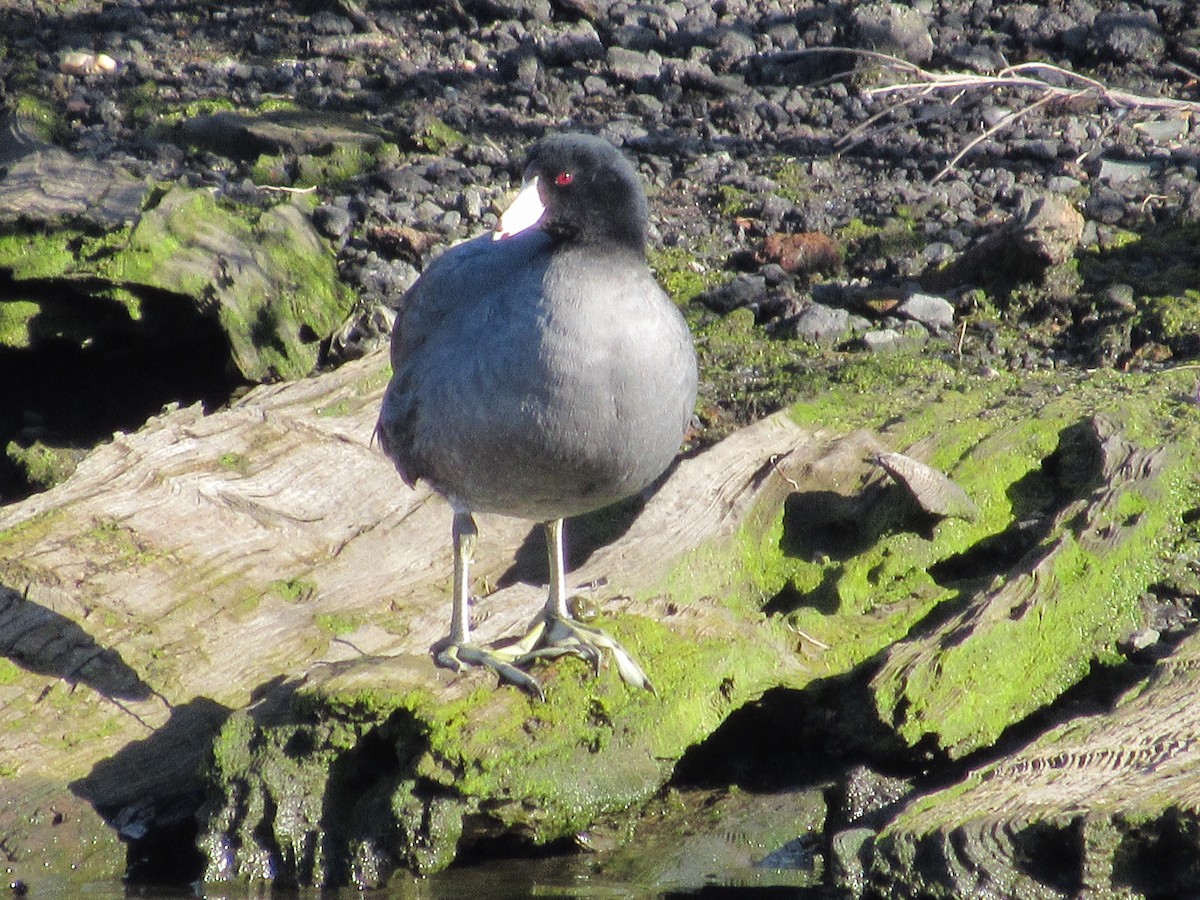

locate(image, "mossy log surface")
[[1, 348, 1199, 892], [0, 350, 851, 887], [870, 624, 1200, 898]]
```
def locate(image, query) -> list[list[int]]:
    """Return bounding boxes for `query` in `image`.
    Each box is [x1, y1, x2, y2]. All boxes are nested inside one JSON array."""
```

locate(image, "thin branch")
[[933, 91, 1062, 183], [857, 55, 1200, 114], [791, 47, 1200, 179], [256, 183, 319, 194]]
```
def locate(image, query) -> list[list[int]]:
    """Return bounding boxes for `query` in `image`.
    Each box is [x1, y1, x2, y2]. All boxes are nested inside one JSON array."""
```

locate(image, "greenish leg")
[[434, 510, 545, 700]]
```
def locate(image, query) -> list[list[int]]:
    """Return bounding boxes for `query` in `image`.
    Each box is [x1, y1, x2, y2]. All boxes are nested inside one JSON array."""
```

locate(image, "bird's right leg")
[[434, 510, 545, 700]]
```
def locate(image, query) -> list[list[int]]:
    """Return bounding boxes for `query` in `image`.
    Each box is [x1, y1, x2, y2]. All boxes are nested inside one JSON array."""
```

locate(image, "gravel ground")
[[2, 0, 1200, 432]]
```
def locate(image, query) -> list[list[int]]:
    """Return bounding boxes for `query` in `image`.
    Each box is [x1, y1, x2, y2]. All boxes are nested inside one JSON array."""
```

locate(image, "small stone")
[[851, 2, 934, 64], [606, 46, 662, 83], [1047, 175, 1082, 193], [897, 291, 955, 333], [1085, 186, 1128, 225], [460, 187, 483, 220], [699, 275, 766, 314], [544, 21, 603, 65], [313, 203, 353, 241], [860, 328, 903, 353], [59, 50, 120, 76], [1101, 284, 1137, 313], [787, 303, 850, 345], [1019, 193, 1084, 265], [921, 242, 955, 265], [1097, 158, 1156, 185], [1135, 117, 1189, 144], [1090, 10, 1164, 62]]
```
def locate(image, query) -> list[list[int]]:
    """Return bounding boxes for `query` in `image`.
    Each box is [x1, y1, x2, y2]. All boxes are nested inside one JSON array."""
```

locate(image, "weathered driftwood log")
[[2, 350, 1199, 893], [871, 415, 1170, 758], [0, 349, 876, 887], [868, 624, 1200, 898]]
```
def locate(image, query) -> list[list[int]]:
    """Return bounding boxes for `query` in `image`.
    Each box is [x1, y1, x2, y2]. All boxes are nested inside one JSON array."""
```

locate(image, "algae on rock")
[[0, 139, 354, 383]]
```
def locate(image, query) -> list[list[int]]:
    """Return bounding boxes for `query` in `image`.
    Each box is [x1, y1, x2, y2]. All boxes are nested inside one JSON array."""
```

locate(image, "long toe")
[[435, 641, 546, 701], [518, 617, 654, 693]]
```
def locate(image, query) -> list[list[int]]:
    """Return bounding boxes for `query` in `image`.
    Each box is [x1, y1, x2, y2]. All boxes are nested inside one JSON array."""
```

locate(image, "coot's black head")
[[496, 133, 649, 252]]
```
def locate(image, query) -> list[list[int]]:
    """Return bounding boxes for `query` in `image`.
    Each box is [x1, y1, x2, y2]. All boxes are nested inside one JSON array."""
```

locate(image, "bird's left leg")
[[509, 518, 654, 692]]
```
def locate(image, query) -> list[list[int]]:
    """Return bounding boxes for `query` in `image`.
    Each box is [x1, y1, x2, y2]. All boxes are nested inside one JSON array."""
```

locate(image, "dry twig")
[[806, 48, 1200, 180]]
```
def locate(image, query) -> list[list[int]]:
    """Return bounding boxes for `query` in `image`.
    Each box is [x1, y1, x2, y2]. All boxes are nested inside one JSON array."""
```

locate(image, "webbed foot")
[[509, 613, 655, 693], [434, 639, 545, 701]]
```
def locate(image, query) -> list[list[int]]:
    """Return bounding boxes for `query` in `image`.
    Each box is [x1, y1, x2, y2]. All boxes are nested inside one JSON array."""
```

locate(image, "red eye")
[[554, 171, 574, 186]]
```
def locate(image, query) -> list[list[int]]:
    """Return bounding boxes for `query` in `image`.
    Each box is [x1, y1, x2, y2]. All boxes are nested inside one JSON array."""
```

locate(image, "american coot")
[[376, 133, 698, 700]]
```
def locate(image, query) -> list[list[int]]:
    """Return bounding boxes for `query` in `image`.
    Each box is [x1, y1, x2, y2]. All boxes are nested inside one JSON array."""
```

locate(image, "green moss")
[[128, 80, 163, 125], [248, 153, 291, 187], [877, 215, 924, 257], [771, 159, 815, 205], [295, 140, 381, 187], [217, 452, 251, 475], [838, 217, 879, 244], [415, 116, 466, 154], [256, 97, 302, 115], [12, 94, 61, 143], [648, 245, 729, 305], [715, 184, 751, 217], [108, 187, 354, 381], [835, 215, 921, 260], [1080, 221, 1200, 362], [315, 613, 360, 636], [80, 517, 169, 569], [1139, 290, 1200, 354], [0, 659, 22, 686], [693, 307, 816, 433], [863, 371, 1195, 756], [0, 298, 39, 348], [0, 230, 77, 281], [4, 440, 77, 490], [270, 577, 316, 603]]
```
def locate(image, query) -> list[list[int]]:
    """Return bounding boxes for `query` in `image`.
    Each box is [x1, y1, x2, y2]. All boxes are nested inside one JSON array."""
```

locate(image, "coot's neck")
[[545, 210, 647, 258]]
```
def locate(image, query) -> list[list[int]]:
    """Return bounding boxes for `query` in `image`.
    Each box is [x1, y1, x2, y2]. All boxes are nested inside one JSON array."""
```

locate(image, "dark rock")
[[606, 46, 662, 84], [699, 274, 767, 314], [1085, 186, 1128, 225], [542, 20, 603, 65], [1090, 10, 1164, 62], [1097, 157, 1156, 184], [859, 328, 904, 353], [851, 2, 934, 64], [313, 203, 354, 241], [925, 192, 1084, 291]]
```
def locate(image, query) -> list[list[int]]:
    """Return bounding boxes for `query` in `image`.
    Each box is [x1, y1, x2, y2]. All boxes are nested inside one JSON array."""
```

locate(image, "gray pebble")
[[898, 292, 955, 333], [851, 2, 934, 64], [788, 303, 850, 345], [860, 329, 904, 353], [606, 47, 663, 83], [313, 204, 354, 241]]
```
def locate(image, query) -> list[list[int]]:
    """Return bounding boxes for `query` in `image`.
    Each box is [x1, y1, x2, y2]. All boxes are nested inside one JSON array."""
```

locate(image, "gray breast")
[[378, 236, 696, 522]]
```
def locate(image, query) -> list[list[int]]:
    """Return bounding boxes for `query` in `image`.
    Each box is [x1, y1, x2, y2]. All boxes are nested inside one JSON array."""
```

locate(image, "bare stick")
[[933, 91, 1063, 183], [791, 47, 1200, 178]]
